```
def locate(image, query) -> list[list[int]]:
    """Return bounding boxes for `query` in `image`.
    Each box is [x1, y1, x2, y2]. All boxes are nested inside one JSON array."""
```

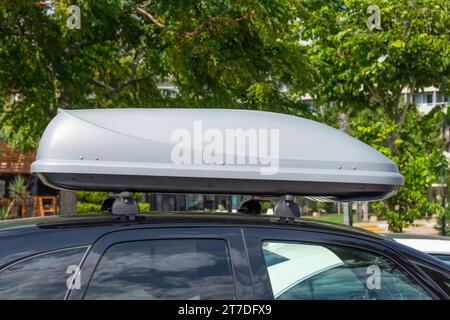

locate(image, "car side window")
[[430, 254, 450, 264], [84, 239, 236, 300], [262, 241, 431, 300], [418, 265, 450, 296], [0, 247, 87, 300]]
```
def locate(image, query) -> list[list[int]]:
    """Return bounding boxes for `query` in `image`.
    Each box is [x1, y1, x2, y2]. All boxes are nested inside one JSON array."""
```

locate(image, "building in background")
[[0, 140, 57, 217], [403, 87, 450, 114], [0, 140, 35, 201]]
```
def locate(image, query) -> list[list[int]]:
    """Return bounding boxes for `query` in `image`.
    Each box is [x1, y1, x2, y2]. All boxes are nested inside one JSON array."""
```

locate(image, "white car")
[[262, 241, 433, 300], [263, 242, 344, 298], [384, 234, 450, 264]]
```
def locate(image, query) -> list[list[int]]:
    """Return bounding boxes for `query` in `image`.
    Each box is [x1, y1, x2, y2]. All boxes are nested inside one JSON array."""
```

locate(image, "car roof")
[[1, 213, 449, 273], [0, 212, 381, 237]]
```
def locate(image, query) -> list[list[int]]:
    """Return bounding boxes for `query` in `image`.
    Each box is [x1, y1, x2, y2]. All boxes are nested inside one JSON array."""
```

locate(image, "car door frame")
[[66, 226, 254, 300], [242, 226, 446, 300]]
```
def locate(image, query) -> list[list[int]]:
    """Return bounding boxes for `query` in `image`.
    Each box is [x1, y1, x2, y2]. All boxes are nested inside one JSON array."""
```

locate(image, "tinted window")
[[419, 265, 450, 296], [430, 254, 450, 264], [0, 247, 87, 300], [85, 239, 235, 300], [262, 241, 431, 300]]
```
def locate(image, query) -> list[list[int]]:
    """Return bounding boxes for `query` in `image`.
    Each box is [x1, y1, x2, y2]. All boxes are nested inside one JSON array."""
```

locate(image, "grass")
[[303, 213, 385, 224], [302, 213, 354, 224]]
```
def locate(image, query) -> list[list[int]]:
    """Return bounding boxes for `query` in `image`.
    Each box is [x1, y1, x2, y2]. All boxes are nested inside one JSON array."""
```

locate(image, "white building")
[[403, 87, 450, 114]]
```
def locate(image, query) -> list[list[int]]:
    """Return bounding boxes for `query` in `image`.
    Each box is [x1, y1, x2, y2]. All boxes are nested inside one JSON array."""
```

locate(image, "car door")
[[242, 227, 445, 300], [66, 226, 253, 300]]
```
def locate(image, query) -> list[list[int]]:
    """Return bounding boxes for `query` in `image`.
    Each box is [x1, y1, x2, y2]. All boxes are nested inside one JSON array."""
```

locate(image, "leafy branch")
[[89, 52, 149, 95], [136, 6, 254, 37]]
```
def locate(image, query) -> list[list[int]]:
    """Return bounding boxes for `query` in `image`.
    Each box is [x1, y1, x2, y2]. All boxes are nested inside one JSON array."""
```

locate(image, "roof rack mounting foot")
[[238, 199, 262, 214], [101, 192, 140, 218], [274, 195, 300, 221]]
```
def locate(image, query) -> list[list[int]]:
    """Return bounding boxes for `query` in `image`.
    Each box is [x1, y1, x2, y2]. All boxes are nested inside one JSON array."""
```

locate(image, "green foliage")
[[301, 0, 450, 232], [0, 207, 7, 220], [138, 202, 150, 212], [76, 191, 149, 213], [6, 175, 30, 218], [303, 213, 358, 225], [76, 202, 102, 214], [301, 0, 450, 112], [352, 105, 447, 232], [2, 1, 450, 230], [76, 191, 109, 204], [76, 191, 105, 214], [258, 201, 273, 214], [0, 0, 312, 151], [348, 104, 448, 232], [8, 175, 29, 200]]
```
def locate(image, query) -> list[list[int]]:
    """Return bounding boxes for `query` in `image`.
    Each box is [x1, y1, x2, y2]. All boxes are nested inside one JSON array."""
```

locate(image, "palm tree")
[[5, 175, 29, 219]]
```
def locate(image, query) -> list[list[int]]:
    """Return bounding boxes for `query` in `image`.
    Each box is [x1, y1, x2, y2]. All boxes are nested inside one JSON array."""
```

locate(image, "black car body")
[[0, 213, 449, 300]]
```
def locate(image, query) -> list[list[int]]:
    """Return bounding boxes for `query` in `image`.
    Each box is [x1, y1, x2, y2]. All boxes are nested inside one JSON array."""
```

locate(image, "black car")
[[0, 213, 449, 300]]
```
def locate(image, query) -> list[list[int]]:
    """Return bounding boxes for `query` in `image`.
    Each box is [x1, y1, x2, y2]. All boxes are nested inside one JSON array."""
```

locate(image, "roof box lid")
[[31, 108, 404, 201]]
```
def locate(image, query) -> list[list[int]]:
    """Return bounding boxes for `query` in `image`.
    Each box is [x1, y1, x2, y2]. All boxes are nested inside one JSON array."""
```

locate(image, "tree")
[[300, 0, 450, 231], [0, 1, 312, 215], [352, 105, 447, 231], [6, 175, 29, 219], [0, 0, 312, 152]]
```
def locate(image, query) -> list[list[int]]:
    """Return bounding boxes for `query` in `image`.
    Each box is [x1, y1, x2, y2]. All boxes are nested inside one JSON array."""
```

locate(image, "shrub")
[[76, 191, 150, 214], [76, 202, 102, 214], [138, 203, 150, 212], [76, 191, 108, 204], [0, 207, 7, 220]]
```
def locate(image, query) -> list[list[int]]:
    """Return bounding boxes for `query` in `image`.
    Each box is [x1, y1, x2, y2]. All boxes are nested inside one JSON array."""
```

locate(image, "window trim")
[[429, 254, 450, 262], [0, 245, 89, 300], [414, 262, 450, 297], [66, 227, 253, 300], [0, 245, 89, 273]]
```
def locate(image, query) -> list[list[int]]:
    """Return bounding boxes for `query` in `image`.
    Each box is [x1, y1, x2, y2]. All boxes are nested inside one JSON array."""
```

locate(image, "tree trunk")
[[59, 190, 77, 215], [5, 199, 17, 219], [356, 202, 363, 222], [362, 202, 369, 222], [343, 202, 352, 225], [339, 113, 349, 133]]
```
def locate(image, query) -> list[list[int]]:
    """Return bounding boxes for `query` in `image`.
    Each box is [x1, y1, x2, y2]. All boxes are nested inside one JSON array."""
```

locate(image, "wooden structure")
[[0, 142, 35, 174], [21, 196, 57, 218], [0, 141, 58, 218]]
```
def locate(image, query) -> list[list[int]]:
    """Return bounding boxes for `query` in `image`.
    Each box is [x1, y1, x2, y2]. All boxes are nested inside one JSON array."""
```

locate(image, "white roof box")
[[31, 109, 403, 201]]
